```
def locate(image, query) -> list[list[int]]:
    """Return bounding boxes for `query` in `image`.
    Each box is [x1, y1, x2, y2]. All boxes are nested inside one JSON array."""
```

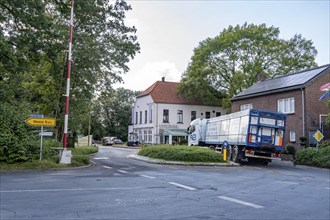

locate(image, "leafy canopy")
[[178, 23, 317, 108]]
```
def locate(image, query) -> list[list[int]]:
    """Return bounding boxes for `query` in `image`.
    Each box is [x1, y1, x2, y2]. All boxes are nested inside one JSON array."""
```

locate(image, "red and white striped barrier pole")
[[63, 0, 74, 149]]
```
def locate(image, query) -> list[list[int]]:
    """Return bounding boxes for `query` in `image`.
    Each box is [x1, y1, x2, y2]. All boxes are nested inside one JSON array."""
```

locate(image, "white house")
[[128, 78, 227, 145]]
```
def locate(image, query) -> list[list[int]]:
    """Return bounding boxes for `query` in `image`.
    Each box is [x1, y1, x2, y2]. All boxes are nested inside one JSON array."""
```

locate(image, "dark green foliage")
[[282, 144, 296, 155], [178, 23, 317, 109], [0, 103, 31, 163], [294, 145, 330, 168], [138, 145, 224, 163]]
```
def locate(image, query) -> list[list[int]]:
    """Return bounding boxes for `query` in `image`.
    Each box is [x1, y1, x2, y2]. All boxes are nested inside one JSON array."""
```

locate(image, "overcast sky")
[[114, 0, 330, 92]]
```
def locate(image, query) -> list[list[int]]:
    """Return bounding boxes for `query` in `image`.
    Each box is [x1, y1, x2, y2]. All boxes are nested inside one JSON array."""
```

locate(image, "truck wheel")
[[232, 145, 241, 163], [227, 145, 233, 161]]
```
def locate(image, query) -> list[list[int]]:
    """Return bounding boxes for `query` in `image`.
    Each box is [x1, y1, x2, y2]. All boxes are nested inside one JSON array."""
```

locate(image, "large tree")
[[0, 0, 140, 142], [92, 88, 138, 141], [178, 23, 317, 108]]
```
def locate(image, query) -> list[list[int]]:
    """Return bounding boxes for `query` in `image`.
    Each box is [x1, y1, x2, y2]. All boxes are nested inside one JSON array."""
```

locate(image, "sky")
[[114, 0, 330, 92]]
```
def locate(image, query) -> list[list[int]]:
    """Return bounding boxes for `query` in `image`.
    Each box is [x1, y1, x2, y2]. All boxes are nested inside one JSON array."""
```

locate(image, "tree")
[[178, 23, 317, 109], [0, 0, 140, 143], [92, 88, 138, 141]]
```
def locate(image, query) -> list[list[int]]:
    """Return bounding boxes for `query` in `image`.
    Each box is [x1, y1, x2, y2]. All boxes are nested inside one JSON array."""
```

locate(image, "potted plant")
[[280, 144, 296, 161]]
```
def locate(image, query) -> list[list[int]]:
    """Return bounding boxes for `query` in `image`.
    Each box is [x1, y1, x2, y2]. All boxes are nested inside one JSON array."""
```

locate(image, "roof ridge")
[[270, 64, 330, 81]]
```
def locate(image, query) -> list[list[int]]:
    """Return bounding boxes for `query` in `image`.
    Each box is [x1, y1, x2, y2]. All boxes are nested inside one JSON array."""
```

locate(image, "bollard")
[[223, 148, 227, 161]]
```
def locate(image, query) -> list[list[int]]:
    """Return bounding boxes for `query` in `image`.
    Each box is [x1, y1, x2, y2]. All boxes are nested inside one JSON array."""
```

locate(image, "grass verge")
[[0, 146, 98, 171], [138, 145, 224, 163]]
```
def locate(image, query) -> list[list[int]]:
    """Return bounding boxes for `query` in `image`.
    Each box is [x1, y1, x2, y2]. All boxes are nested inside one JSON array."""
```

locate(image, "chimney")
[[161, 77, 165, 82]]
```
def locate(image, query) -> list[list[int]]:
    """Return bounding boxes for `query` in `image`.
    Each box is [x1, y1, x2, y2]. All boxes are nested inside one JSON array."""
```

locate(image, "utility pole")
[[63, 0, 74, 149]]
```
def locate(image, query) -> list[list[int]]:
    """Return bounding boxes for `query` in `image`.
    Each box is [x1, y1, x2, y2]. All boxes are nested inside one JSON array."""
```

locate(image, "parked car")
[[114, 139, 124, 145], [102, 137, 116, 146], [127, 141, 140, 146]]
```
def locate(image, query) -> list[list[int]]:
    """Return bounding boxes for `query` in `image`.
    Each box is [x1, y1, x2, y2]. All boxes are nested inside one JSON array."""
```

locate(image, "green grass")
[[138, 145, 225, 163], [0, 146, 98, 171]]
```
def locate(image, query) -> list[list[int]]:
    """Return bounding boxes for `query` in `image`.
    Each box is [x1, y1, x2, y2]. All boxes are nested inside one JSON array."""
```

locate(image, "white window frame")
[[177, 110, 183, 123], [278, 97, 295, 114], [240, 103, 253, 111], [290, 130, 296, 142]]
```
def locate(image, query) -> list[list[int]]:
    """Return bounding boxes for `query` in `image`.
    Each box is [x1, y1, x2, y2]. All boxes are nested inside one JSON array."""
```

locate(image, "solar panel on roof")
[[234, 65, 329, 99]]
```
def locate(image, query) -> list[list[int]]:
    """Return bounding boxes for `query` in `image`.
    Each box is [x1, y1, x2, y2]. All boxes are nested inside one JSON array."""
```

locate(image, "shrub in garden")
[[138, 145, 224, 163], [294, 145, 330, 168]]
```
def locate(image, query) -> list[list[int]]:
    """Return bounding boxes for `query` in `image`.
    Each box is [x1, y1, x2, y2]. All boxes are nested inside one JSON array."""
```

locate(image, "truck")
[[188, 109, 287, 164]]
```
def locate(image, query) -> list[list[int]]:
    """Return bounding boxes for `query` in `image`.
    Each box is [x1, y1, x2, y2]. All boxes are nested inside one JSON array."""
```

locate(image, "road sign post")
[[25, 115, 56, 160]]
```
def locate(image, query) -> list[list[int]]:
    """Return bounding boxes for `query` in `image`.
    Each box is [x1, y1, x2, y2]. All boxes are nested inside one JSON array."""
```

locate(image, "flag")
[[320, 83, 330, 92], [320, 92, 330, 100]]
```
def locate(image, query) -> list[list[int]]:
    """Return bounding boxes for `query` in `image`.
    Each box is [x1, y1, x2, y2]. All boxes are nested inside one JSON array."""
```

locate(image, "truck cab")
[[188, 118, 207, 146]]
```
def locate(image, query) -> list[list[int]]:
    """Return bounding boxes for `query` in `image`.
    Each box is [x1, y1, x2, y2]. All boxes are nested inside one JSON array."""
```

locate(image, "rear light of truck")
[[245, 149, 254, 155]]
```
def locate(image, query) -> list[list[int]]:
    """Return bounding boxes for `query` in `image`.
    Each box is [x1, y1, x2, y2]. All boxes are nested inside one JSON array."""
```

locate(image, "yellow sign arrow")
[[25, 118, 56, 127]]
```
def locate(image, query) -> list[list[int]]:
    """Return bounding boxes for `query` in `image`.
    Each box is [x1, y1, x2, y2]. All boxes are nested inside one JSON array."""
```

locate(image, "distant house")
[[128, 77, 226, 145], [231, 64, 330, 149]]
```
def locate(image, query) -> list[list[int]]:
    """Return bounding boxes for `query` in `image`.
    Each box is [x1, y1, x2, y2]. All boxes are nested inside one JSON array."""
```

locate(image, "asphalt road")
[[1, 146, 329, 220]]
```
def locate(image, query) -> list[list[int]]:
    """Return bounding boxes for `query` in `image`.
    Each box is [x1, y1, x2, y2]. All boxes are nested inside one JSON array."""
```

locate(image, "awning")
[[163, 129, 188, 137]]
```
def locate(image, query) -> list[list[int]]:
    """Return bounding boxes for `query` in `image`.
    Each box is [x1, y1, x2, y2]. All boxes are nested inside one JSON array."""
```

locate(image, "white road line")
[[275, 180, 299, 185], [140, 175, 156, 179], [94, 157, 109, 160], [102, 166, 113, 169], [0, 187, 146, 193], [326, 187, 330, 190], [117, 170, 128, 174], [168, 182, 197, 191], [218, 196, 264, 209]]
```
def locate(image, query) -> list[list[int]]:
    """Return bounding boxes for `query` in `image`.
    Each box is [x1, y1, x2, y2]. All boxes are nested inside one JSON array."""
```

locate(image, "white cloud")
[[115, 61, 182, 92]]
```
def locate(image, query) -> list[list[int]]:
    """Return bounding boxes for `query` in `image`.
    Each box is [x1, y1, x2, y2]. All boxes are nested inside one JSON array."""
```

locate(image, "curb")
[[127, 154, 240, 166]]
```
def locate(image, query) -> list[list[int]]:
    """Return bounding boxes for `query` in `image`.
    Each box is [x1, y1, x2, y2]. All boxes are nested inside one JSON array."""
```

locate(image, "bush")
[[282, 144, 296, 154], [294, 145, 330, 168], [138, 145, 224, 163], [0, 103, 32, 163]]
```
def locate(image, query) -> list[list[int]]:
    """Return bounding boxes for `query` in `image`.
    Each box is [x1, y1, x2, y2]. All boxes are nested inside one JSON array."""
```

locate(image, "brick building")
[[232, 65, 330, 149]]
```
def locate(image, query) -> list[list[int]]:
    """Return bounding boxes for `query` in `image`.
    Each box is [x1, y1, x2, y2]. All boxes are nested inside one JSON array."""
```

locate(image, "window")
[[278, 98, 295, 114], [205, 111, 210, 119], [163, 109, 169, 123], [138, 130, 142, 142], [240, 103, 253, 111], [216, 112, 222, 117], [290, 131, 296, 142], [135, 112, 138, 124], [145, 110, 147, 124], [177, 110, 183, 123], [144, 130, 148, 142], [149, 104, 153, 123], [148, 130, 152, 143], [139, 111, 142, 124], [191, 111, 196, 121]]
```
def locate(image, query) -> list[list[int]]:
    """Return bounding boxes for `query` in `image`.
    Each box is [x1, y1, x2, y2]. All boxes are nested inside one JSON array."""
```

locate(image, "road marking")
[[94, 157, 109, 160], [140, 175, 156, 179], [168, 182, 197, 191], [326, 187, 330, 190], [275, 180, 299, 185], [117, 170, 128, 174], [102, 166, 113, 169], [218, 196, 264, 209], [241, 176, 257, 180], [0, 187, 146, 193]]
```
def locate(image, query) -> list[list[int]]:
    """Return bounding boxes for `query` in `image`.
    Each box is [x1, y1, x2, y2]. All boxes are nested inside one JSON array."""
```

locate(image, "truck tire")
[[227, 145, 233, 161], [232, 145, 241, 163]]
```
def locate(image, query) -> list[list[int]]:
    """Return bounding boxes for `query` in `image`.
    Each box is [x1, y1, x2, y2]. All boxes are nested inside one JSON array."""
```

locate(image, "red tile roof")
[[137, 81, 206, 105]]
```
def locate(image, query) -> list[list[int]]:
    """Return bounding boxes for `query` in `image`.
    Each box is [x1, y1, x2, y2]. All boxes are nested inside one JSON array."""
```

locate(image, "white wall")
[[129, 95, 227, 144]]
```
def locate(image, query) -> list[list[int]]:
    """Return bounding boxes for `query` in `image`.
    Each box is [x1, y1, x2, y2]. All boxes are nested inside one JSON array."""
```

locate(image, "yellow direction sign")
[[313, 130, 324, 142], [25, 118, 56, 127]]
